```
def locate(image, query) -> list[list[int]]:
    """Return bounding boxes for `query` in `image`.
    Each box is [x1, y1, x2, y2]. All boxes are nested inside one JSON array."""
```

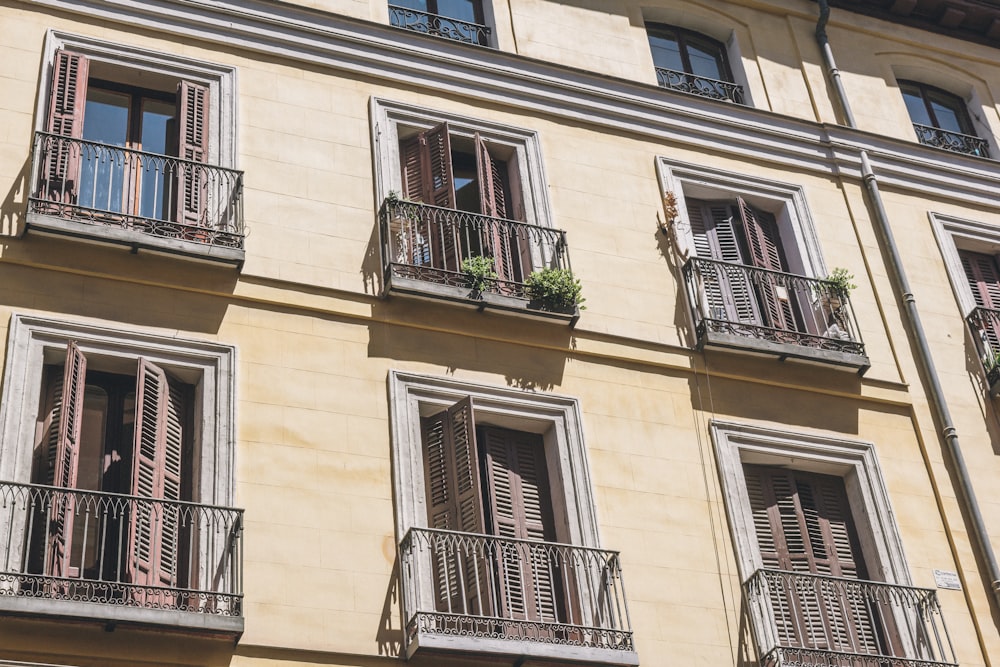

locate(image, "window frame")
[[645, 23, 734, 83], [899, 80, 976, 137]]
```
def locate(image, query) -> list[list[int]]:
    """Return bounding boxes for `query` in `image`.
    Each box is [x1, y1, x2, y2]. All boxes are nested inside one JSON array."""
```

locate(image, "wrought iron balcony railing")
[[388, 5, 491, 46], [654, 67, 745, 104], [379, 197, 571, 302], [0, 481, 243, 619], [743, 569, 957, 667], [29, 131, 245, 249], [966, 306, 1000, 391], [399, 528, 633, 657], [912, 123, 991, 158], [682, 257, 867, 360]]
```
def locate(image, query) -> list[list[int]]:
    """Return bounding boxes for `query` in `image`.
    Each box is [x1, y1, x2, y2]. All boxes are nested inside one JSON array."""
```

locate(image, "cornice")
[[20, 0, 1000, 208]]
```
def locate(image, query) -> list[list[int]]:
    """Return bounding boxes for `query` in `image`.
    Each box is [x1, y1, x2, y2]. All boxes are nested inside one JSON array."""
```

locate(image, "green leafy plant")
[[525, 267, 585, 312], [824, 267, 857, 298], [461, 255, 497, 295]]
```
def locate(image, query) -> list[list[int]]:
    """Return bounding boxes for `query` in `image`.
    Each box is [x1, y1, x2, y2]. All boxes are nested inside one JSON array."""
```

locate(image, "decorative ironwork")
[[28, 131, 245, 249], [743, 569, 957, 667], [654, 67, 745, 104], [388, 5, 491, 46], [912, 123, 990, 158], [966, 306, 1000, 389], [379, 197, 571, 302], [682, 257, 866, 356], [0, 481, 243, 617], [399, 527, 633, 652]]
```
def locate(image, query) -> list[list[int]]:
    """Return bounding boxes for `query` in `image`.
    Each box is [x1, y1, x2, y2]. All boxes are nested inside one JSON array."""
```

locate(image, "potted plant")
[[821, 267, 857, 309], [461, 255, 498, 296], [524, 267, 585, 313]]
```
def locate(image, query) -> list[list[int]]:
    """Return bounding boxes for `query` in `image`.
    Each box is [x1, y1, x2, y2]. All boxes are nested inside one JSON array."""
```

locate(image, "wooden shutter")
[[399, 123, 458, 271], [480, 426, 559, 622], [44, 342, 87, 580], [42, 50, 89, 203], [475, 133, 515, 284], [688, 198, 760, 325], [127, 359, 185, 603], [960, 250, 1000, 354], [745, 466, 881, 656], [175, 81, 210, 229], [420, 397, 489, 614], [737, 199, 799, 333]]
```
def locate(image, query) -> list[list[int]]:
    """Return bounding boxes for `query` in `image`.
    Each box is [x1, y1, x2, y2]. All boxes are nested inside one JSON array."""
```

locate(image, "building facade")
[[0, 0, 999, 666]]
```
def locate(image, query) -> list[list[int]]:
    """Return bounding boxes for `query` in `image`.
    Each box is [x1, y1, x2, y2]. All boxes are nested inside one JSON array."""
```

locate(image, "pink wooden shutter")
[[127, 359, 184, 604], [399, 123, 458, 271], [175, 81, 210, 230], [475, 133, 513, 284], [481, 426, 558, 622], [43, 50, 89, 204], [737, 198, 798, 333], [45, 341, 87, 580], [960, 250, 1000, 354]]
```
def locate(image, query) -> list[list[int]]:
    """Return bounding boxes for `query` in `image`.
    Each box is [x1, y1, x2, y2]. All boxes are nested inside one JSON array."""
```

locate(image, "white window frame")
[[656, 158, 826, 279], [930, 212, 1000, 316], [370, 98, 555, 230], [388, 370, 599, 548], [37, 30, 238, 168], [0, 313, 237, 508]]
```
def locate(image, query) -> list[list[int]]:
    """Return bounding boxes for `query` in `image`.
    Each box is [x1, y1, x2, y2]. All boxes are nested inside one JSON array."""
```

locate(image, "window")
[[711, 421, 957, 667], [389, 372, 635, 665], [372, 100, 572, 317], [388, 0, 491, 46], [659, 160, 867, 369], [899, 80, 990, 158], [28, 32, 243, 261], [646, 23, 744, 104], [0, 315, 240, 634]]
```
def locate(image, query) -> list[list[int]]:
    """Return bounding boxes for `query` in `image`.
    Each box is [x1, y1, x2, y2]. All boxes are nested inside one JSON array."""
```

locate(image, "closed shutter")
[[127, 359, 185, 604], [480, 426, 558, 622], [745, 466, 882, 656], [475, 134, 515, 285], [420, 397, 489, 614], [399, 123, 458, 271], [688, 198, 760, 324], [737, 199, 798, 333], [175, 81, 210, 230], [960, 250, 1000, 354], [42, 50, 89, 204], [44, 341, 88, 580]]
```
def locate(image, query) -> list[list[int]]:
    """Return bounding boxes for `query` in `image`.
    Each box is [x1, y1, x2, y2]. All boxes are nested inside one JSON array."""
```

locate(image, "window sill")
[[25, 211, 245, 267], [385, 275, 580, 326], [698, 328, 870, 373], [0, 594, 243, 636]]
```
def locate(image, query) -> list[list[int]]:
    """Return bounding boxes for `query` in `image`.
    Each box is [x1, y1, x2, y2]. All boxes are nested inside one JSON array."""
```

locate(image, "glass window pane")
[[648, 32, 684, 72], [82, 90, 129, 146], [929, 98, 965, 134], [436, 0, 478, 22], [901, 89, 932, 126], [80, 89, 130, 214], [687, 43, 724, 80], [139, 99, 175, 220]]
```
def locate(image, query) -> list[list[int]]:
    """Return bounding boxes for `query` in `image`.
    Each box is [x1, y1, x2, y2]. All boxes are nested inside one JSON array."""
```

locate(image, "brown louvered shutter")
[[737, 199, 798, 333], [127, 359, 185, 605], [688, 199, 760, 325], [175, 81, 210, 230], [475, 134, 514, 284], [745, 466, 881, 656], [43, 50, 89, 204], [399, 123, 458, 271], [45, 341, 87, 579], [480, 426, 558, 622], [420, 397, 489, 614], [960, 250, 1000, 354]]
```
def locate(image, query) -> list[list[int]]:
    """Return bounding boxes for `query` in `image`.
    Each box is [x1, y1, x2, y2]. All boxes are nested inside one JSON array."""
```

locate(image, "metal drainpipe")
[[814, 0, 1000, 604]]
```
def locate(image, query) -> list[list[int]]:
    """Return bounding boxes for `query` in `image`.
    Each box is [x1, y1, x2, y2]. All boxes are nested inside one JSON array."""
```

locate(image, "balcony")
[[654, 67, 745, 104], [27, 132, 245, 265], [743, 569, 957, 667], [388, 5, 491, 46], [379, 197, 578, 323], [682, 257, 869, 372], [966, 306, 1000, 394], [912, 123, 991, 158], [0, 482, 243, 635], [399, 528, 636, 665]]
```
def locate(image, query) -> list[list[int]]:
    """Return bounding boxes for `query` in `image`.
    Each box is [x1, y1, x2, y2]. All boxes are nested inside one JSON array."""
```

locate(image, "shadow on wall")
[[366, 303, 571, 393], [0, 156, 30, 238], [376, 558, 404, 657], [655, 226, 695, 345], [362, 216, 383, 297]]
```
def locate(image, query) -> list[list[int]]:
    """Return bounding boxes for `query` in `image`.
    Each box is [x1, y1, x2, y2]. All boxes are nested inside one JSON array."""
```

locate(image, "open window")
[[27, 32, 243, 263], [0, 315, 240, 634], [389, 372, 635, 665]]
